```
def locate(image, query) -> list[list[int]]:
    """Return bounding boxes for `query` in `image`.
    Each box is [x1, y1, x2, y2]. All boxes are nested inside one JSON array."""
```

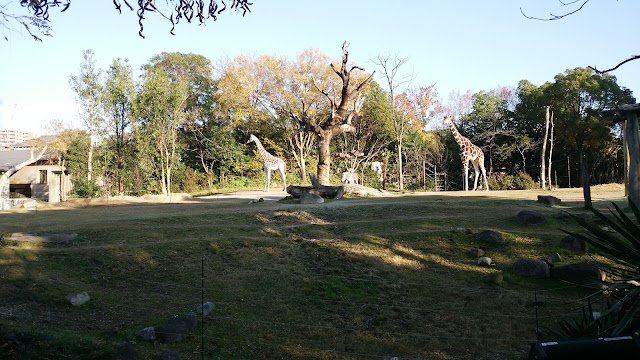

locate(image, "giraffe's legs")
[[264, 168, 271, 192], [279, 164, 287, 191], [480, 161, 489, 191], [472, 161, 480, 191], [463, 162, 469, 191]]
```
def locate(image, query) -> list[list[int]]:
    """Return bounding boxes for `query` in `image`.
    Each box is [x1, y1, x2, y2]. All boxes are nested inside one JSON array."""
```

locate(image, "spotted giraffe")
[[443, 116, 489, 191], [247, 134, 287, 192]]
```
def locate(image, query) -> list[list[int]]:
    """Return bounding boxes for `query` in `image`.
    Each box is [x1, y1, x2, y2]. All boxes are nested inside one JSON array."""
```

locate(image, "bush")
[[513, 171, 537, 190], [72, 177, 101, 198], [487, 172, 537, 190], [488, 173, 515, 190]]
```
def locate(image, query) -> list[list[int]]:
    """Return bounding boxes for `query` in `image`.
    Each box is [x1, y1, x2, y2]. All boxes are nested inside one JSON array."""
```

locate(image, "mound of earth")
[[342, 184, 388, 198]]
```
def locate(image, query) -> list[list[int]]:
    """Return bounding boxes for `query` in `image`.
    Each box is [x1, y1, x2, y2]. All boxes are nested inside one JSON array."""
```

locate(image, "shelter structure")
[[0, 149, 71, 209]]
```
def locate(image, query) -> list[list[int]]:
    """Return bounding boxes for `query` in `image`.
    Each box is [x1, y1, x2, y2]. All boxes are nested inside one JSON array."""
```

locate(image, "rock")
[[135, 327, 155, 341], [560, 235, 588, 253], [478, 257, 492, 266], [456, 227, 466, 232], [197, 302, 215, 317], [538, 195, 562, 206], [556, 210, 571, 220], [65, 291, 90, 306], [162, 349, 181, 360], [116, 342, 135, 360], [157, 313, 197, 343], [482, 273, 503, 284], [476, 229, 504, 244], [545, 253, 561, 265], [551, 261, 606, 287], [299, 192, 324, 204], [515, 210, 547, 224], [6, 232, 78, 243], [513, 258, 550, 278], [469, 248, 485, 258], [580, 213, 593, 221]]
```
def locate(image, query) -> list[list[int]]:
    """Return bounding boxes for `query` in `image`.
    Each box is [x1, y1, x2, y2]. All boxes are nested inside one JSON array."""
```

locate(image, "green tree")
[[549, 67, 632, 208], [102, 57, 135, 195], [134, 65, 188, 195], [69, 49, 103, 183]]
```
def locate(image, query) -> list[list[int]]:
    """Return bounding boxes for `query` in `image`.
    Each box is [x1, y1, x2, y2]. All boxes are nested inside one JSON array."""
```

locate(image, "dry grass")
[[0, 185, 627, 359]]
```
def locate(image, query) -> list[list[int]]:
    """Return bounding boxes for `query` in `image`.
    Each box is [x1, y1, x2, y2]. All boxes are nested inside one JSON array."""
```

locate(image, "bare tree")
[[373, 52, 414, 190], [293, 42, 374, 185]]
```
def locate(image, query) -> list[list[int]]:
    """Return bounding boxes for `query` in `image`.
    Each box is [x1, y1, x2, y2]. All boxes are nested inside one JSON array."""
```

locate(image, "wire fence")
[[25, 255, 607, 360]]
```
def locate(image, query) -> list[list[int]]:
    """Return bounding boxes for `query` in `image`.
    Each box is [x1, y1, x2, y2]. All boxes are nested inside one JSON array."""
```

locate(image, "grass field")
[[0, 185, 628, 359]]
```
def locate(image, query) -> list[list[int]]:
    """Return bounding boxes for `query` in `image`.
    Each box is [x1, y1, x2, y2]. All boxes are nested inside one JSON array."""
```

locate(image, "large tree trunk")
[[317, 131, 333, 185], [547, 111, 554, 190], [397, 140, 404, 190], [579, 146, 592, 209], [541, 106, 550, 189], [625, 109, 640, 206]]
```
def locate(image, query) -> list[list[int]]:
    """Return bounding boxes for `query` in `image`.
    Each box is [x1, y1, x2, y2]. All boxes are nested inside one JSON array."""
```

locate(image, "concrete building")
[[0, 149, 72, 210]]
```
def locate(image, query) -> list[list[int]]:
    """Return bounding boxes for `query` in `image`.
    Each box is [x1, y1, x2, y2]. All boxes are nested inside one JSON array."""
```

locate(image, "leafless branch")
[[520, 0, 590, 21], [589, 55, 640, 74]]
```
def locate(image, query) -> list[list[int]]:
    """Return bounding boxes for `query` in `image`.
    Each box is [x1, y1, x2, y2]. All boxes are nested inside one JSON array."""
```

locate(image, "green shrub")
[[488, 173, 515, 190], [72, 177, 101, 198], [513, 171, 537, 190]]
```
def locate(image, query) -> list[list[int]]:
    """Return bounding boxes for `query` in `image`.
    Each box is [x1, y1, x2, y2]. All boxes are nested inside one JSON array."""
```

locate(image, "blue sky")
[[1, 0, 638, 135]]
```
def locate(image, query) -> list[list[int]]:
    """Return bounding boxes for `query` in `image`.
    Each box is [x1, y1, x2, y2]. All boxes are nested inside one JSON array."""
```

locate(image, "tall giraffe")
[[443, 116, 489, 191], [247, 134, 287, 192]]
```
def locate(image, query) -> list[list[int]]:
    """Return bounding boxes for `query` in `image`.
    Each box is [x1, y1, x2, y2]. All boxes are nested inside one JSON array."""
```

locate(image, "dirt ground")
[[39, 183, 627, 209]]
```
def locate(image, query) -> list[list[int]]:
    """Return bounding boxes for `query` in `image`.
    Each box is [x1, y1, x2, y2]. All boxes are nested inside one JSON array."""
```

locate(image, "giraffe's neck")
[[253, 137, 274, 161], [447, 122, 469, 148]]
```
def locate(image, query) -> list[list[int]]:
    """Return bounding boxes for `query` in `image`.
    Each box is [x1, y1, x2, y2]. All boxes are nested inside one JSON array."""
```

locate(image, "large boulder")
[[551, 261, 606, 287], [157, 313, 197, 343], [476, 229, 505, 244], [513, 258, 550, 278], [537, 195, 562, 206], [299, 192, 325, 204], [560, 235, 588, 253], [515, 210, 547, 224]]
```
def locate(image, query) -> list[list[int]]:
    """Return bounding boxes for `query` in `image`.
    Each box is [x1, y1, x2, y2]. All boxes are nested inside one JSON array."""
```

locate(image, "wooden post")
[[620, 103, 640, 206], [624, 121, 630, 197]]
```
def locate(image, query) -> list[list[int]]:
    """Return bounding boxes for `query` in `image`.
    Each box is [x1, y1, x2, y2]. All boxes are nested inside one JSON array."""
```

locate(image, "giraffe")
[[443, 116, 489, 191], [247, 134, 287, 192]]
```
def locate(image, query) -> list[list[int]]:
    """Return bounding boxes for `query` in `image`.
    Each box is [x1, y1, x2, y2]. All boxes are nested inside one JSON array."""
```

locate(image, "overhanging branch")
[[589, 55, 640, 74]]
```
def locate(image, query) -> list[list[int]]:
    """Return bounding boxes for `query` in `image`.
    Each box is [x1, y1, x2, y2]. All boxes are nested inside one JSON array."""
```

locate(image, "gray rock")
[[162, 349, 181, 360], [560, 235, 588, 253], [135, 327, 155, 341], [545, 253, 561, 264], [299, 192, 324, 204], [116, 342, 135, 360], [513, 258, 550, 278], [477, 257, 492, 266], [6, 232, 78, 243], [580, 213, 593, 222], [515, 210, 547, 224], [197, 302, 215, 317], [456, 227, 466, 232], [469, 248, 485, 258], [65, 291, 90, 306], [157, 313, 197, 343], [551, 261, 606, 287], [538, 195, 562, 206], [476, 229, 505, 244], [482, 273, 503, 284], [556, 210, 571, 220]]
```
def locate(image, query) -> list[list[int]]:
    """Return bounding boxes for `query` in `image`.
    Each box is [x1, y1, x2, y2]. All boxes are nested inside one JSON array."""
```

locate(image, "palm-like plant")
[[549, 198, 640, 338]]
